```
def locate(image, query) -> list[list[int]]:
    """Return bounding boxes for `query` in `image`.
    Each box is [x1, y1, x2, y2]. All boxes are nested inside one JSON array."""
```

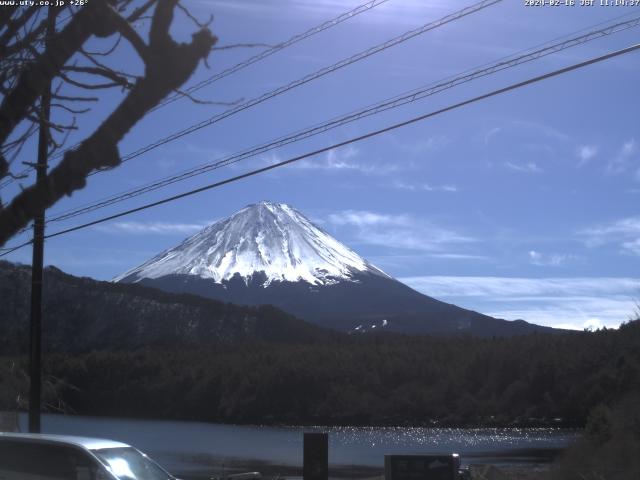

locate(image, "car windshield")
[[92, 447, 173, 480]]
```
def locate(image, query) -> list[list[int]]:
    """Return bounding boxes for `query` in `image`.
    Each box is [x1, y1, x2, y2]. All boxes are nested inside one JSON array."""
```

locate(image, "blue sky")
[[3, 0, 640, 330]]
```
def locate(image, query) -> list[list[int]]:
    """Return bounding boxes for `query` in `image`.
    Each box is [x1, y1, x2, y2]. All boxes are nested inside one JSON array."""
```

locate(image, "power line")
[[0, 240, 33, 257], [0, 175, 22, 190], [25, 43, 636, 244], [2, 42, 638, 255], [23, 0, 499, 180], [5, 0, 497, 202], [3, 0, 502, 228], [44, 13, 640, 225], [105, 0, 501, 169], [0, 1, 391, 190], [45, 0, 395, 167], [7, 0, 499, 190], [155, 0, 394, 110]]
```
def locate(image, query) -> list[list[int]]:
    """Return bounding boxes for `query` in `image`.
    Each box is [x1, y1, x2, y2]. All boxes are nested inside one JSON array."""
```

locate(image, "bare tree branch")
[[0, 0, 217, 246], [58, 71, 129, 90], [0, 17, 48, 60], [177, 2, 213, 29], [127, 0, 158, 22], [80, 46, 134, 78], [102, 7, 150, 61], [80, 34, 123, 57], [0, 1, 114, 148], [0, 7, 38, 54], [4, 169, 29, 181], [0, 156, 9, 183], [52, 94, 99, 102], [49, 117, 78, 154], [62, 65, 136, 88], [25, 114, 77, 134], [2, 122, 39, 162], [0, 6, 19, 32], [213, 43, 274, 51], [51, 103, 92, 115], [171, 88, 243, 107]]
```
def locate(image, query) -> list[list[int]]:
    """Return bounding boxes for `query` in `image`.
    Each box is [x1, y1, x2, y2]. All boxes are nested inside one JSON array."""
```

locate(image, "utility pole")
[[29, 6, 56, 434]]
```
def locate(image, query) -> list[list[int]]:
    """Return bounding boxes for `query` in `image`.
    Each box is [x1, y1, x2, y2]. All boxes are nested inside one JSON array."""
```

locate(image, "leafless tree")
[[0, 0, 217, 246]]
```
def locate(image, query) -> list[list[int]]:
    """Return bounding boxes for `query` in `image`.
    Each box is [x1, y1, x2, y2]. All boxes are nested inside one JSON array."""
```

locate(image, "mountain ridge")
[[0, 260, 334, 354], [116, 201, 388, 286], [117, 202, 554, 337]]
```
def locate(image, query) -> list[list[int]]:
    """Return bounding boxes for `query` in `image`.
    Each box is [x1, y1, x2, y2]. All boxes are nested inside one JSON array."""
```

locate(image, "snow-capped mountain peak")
[[115, 201, 389, 286]]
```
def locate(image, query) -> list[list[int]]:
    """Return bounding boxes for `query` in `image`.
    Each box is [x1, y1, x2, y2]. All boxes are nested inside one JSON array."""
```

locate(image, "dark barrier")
[[303, 432, 328, 480], [385, 454, 461, 480]]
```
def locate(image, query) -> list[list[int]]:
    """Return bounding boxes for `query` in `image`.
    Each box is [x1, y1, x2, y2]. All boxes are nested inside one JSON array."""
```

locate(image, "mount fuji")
[[116, 202, 551, 336]]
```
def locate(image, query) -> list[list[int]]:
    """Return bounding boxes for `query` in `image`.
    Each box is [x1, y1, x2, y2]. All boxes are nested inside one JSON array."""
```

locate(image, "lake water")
[[18, 414, 580, 479]]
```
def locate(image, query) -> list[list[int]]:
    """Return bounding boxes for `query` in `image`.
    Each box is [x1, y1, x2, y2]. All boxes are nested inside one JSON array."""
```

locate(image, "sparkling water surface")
[[18, 414, 580, 475]]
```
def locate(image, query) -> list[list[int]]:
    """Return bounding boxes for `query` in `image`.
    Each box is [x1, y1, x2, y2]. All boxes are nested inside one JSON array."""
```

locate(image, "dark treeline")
[[2, 320, 639, 427], [551, 391, 640, 480], [0, 261, 335, 354]]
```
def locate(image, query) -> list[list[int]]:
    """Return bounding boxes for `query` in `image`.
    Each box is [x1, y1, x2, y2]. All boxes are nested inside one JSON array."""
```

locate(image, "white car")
[[0, 432, 176, 480]]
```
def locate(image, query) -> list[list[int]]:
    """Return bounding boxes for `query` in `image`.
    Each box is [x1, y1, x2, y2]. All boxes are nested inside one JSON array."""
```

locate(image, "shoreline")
[[172, 463, 555, 480], [15, 412, 577, 480], [15, 410, 586, 431], [166, 449, 562, 480]]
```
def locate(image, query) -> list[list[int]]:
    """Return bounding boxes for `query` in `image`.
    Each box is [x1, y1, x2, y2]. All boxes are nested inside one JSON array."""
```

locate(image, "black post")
[[28, 6, 55, 434], [303, 432, 328, 480]]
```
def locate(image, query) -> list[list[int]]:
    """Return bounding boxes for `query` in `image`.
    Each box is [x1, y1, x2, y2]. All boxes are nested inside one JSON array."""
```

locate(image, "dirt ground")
[[468, 464, 551, 480], [175, 461, 555, 480]]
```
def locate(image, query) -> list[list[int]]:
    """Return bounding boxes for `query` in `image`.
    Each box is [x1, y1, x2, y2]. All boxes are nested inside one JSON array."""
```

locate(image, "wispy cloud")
[[505, 161, 542, 173], [528, 250, 573, 267], [163, 143, 228, 166], [511, 120, 570, 142], [622, 238, 640, 256], [328, 210, 410, 228], [389, 135, 451, 156], [622, 139, 637, 155], [263, 145, 401, 176], [295, 145, 361, 171], [202, 0, 448, 22], [485, 297, 633, 331], [327, 210, 474, 252], [360, 230, 472, 252], [580, 216, 640, 256], [577, 145, 598, 166], [95, 221, 209, 235], [427, 253, 489, 260], [399, 275, 640, 329], [581, 216, 640, 242], [607, 139, 638, 175], [483, 127, 502, 146], [401, 276, 639, 298], [484, 121, 570, 145], [391, 180, 459, 192], [481, 121, 572, 173]]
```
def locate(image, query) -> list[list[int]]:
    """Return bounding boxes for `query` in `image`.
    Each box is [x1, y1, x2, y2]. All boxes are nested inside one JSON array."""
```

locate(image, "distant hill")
[[5, 320, 638, 427], [1, 263, 638, 428], [136, 271, 553, 337], [0, 260, 333, 355], [117, 201, 553, 337]]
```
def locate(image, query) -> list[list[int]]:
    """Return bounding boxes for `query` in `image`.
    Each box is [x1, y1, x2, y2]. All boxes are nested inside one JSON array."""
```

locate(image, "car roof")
[[0, 432, 130, 450]]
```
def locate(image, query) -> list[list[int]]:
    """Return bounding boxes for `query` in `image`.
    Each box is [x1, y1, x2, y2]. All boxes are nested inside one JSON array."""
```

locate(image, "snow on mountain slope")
[[115, 202, 389, 286]]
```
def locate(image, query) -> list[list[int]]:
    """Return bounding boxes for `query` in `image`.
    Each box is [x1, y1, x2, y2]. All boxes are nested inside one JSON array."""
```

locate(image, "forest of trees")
[[2, 318, 639, 427], [0, 261, 335, 355]]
